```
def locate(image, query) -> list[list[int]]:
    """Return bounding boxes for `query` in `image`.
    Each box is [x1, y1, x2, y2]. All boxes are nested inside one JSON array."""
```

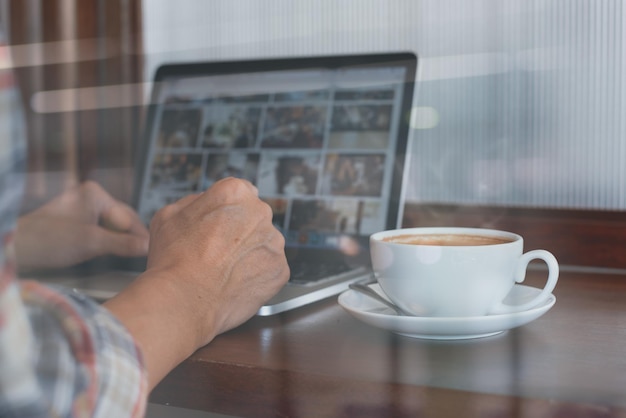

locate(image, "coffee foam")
[[382, 233, 512, 246]]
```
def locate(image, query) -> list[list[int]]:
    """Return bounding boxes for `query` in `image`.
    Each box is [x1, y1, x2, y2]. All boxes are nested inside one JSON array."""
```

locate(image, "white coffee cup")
[[369, 227, 559, 317]]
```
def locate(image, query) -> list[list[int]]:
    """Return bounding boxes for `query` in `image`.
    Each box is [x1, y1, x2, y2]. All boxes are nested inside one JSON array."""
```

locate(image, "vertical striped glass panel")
[[143, 0, 626, 210]]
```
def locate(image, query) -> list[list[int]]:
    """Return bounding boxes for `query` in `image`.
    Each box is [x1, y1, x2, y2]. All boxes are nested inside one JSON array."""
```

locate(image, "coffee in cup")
[[382, 233, 514, 247], [370, 227, 559, 317]]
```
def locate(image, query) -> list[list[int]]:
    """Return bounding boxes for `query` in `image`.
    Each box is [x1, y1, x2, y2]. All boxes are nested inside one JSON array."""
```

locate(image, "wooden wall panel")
[[6, 0, 143, 211]]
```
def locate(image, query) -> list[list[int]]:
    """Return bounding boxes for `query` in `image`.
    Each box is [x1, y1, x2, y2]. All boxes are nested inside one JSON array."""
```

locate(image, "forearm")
[[103, 270, 211, 391]]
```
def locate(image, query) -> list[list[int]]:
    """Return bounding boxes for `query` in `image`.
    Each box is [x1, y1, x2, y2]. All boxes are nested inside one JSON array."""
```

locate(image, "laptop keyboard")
[[288, 260, 355, 285]]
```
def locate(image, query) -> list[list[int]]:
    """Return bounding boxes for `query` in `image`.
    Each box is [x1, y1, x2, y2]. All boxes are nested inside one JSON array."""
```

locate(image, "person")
[[0, 28, 290, 418]]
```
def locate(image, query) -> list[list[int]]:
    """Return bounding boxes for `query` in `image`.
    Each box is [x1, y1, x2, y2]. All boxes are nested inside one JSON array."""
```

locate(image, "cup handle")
[[490, 250, 559, 314]]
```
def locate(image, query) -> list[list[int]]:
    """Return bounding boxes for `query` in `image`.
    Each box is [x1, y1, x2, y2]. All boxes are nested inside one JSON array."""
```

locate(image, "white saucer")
[[338, 284, 556, 340]]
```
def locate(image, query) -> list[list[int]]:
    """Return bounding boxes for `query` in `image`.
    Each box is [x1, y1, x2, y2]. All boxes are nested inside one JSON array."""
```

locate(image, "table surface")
[[150, 269, 626, 417]]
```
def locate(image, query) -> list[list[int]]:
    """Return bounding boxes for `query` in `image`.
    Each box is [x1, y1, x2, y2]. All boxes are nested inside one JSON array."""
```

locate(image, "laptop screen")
[[134, 53, 417, 260]]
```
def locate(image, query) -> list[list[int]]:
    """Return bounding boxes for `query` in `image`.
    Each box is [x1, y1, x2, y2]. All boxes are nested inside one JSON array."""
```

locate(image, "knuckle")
[[214, 177, 254, 199], [258, 200, 274, 221], [281, 265, 291, 283], [216, 176, 241, 189], [273, 227, 286, 248], [129, 237, 148, 255], [78, 180, 102, 199], [151, 203, 174, 226]]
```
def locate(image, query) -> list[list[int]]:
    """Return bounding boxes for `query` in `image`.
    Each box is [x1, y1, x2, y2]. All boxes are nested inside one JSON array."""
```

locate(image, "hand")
[[146, 177, 290, 339], [15, 181, 149, 270], [104, 177, 290, 389]]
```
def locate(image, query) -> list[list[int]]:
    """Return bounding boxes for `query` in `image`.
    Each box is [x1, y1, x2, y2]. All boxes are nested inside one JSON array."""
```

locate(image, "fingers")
[[77, 181, 149, 238], [150, 193, 201, 228], [167, 193, 202, 213], [93, 227, 150, 258], [101, 203, 149, 237], [152, 178, 262, 232], [77, 181, 150, 255], [194, 177, 259, 209]]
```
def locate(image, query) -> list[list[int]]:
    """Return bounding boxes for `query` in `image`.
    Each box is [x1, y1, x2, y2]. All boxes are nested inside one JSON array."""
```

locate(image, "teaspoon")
[[348, 282, 411, 316]]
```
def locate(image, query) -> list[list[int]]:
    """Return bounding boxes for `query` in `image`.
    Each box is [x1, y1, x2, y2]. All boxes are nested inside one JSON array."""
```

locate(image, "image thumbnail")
[[261, 105, 326, 149], [334, 88, 395, 101], [157, 108, 202, 148], [201, 106, 262, 149], [149, 152, 203, 191], [274, 90, 330, 102], [288, 199, 382, 235], [321, 153, 385, 197], [203, 152, 260, 189], [329, 104, 392, 149], [218, 94, 270, 104], [257, 154, 320, 196], [163, 95, 197, 105]]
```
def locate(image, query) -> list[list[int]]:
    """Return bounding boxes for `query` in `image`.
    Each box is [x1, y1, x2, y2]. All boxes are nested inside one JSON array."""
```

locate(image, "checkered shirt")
[[0, 30, 148, 418]]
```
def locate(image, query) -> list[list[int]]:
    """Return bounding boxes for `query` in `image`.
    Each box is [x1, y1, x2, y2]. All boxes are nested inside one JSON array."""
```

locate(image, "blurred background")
[[2, 0, 623, 211], [2, 2, 622, 416]]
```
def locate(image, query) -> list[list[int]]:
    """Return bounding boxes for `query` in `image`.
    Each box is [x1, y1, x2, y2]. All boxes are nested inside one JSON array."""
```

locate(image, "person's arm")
[[14, 176, 289, 391], [15, 181, 149, 271], [104, 177, 290, 390]]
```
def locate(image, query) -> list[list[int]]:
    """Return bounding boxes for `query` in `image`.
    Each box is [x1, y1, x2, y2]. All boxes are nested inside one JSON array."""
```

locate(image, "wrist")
[[103, 269, 215, 389]]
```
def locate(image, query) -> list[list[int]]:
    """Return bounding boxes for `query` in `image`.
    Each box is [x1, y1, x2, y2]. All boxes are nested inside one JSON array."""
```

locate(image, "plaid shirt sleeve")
[[0, 31, 148, 418]]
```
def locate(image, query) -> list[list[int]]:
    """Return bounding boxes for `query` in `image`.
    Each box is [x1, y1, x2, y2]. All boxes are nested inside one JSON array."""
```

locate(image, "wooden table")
[[150, 269, 626, 417]]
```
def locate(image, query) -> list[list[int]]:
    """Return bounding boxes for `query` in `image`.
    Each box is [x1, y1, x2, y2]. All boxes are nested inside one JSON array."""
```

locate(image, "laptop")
[[38, 52, 418, 315]]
